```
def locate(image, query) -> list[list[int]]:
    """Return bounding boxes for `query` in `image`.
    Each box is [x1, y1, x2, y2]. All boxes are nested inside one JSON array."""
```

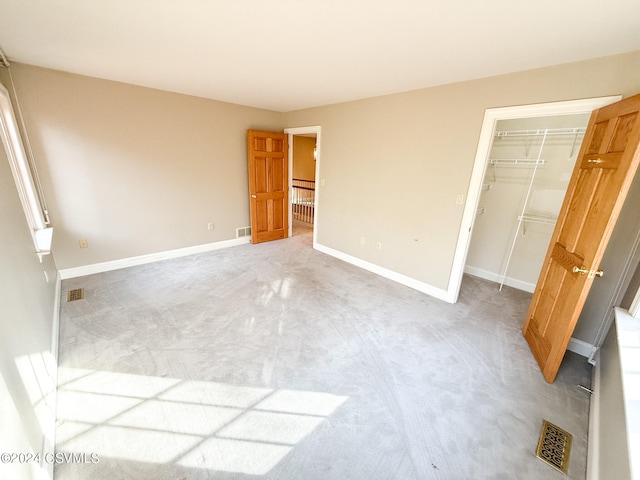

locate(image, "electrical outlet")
[[360, 237, 366, 246], [79, 239, 88, 248], [207, 222, 214, 231], [376, 241, 382, 250], [456, 194, 465, 205]]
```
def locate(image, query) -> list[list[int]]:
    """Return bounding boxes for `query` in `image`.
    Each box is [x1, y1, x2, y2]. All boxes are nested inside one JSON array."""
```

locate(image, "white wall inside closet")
[[465, 113, 590, 292]]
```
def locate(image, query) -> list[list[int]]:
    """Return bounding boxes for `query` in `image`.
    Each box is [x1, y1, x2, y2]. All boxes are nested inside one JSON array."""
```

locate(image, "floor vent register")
[[67, 288, 84, 302], [536, 419, 572, 474]]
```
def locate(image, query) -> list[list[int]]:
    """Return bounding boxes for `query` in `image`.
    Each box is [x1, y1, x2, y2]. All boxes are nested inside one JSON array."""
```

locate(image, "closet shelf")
[[517, 214, 557, 226], [495, 127, 586, 138], [489, 159, 545, 167]]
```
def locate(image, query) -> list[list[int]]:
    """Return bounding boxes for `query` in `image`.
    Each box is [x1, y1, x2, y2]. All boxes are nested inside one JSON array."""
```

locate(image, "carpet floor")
[[54, 232, 591, 479]]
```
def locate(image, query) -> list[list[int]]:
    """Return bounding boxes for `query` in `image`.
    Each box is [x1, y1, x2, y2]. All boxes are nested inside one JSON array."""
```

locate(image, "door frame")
[[447, 95, 622, 303], [284, 125, 321, 247]]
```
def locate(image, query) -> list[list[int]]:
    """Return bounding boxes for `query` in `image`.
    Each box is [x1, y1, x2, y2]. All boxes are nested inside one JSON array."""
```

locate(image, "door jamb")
[[447, 95, 622, 303], [284, 125, 321, 247]]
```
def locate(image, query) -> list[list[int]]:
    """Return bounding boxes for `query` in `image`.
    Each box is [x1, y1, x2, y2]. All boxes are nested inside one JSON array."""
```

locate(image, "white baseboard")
[[567, 337, 597, 359], [314, 243, 451, 302], [464, 265, 536, 293], [59, 237, 250, 279]]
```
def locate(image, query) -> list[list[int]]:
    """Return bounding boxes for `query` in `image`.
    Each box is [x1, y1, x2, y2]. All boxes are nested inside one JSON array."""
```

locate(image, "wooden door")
[[523, 94, 640, 383], [247, 130, 288, 244]]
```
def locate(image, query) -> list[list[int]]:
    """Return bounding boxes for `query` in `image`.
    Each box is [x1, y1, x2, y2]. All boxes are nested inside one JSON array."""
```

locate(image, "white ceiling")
[[1, 0, 639, 112]]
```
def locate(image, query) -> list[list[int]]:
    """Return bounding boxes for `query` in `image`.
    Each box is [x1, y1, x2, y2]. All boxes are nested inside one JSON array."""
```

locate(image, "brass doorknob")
[[572, 266, 604, 278], [251, 194, 257, 198]]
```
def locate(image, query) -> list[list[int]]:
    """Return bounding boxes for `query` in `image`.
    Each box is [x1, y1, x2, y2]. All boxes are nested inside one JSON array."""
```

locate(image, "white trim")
[[614, 307, 640, 480], [59, 237, 250, 279], [630, 285, 640, 318], [447, 95, 623, 304], [0, 83, 44, 230], [586, 348, 601, 480], [37, 272, 62, 480], [284, 125, 321, 248], [464, 265, 535, 293], [567, 337, 597, 359], [0, 83, 53, 255], [314, 243, 450, 301], [51, 272, 61, 361]]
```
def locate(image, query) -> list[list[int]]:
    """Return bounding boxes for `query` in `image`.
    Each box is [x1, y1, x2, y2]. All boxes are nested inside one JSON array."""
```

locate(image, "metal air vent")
[[536, 420, 572, 474], [67, 288, 84, 302]]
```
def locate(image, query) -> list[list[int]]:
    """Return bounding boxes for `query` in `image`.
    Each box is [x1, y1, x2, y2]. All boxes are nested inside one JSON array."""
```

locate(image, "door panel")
[[271, 156, 285, 192], [523, 93, 640, 382], [247, 130, 288, 244], [255, 157, 269, 193], [611, 113, 638, 150]]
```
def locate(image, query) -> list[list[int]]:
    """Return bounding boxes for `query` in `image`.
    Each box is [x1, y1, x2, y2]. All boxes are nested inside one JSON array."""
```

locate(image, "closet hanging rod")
[[517, 214, 558, 225], [489, 159, 545, 167], [495, 127, 586, 138]]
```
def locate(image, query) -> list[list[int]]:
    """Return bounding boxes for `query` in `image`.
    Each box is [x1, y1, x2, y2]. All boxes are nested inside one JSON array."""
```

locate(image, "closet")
[[465, 113, 590, 292]]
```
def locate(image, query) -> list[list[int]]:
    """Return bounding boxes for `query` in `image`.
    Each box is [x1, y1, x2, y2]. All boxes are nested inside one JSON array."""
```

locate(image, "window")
[[0, 82, 52, 256]]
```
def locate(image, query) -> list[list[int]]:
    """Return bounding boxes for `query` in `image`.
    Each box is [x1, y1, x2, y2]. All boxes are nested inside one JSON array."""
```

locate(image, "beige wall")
[[1, 64, 284, 270], [0, 143, 58, 479], [284, 51, 640, 293], [293, 136, 316, 181], [2, 49, 639, 480], [3, 52, 640, 345]]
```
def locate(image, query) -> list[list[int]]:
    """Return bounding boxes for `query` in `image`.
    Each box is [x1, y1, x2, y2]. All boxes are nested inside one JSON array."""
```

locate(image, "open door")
[[247, 130, 288, 244], [524, 93, 640, 382]]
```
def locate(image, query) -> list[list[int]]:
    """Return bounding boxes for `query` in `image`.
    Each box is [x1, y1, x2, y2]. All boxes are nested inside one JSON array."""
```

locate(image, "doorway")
[[291, 134, 316, 237], [284, 126, 321, 246], [465, 113, 591, 293], [446, 96, 621, 303]]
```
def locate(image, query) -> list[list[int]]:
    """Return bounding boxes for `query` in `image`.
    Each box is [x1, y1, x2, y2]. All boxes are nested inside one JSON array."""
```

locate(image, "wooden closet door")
[[523, 93, 640, 382]]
